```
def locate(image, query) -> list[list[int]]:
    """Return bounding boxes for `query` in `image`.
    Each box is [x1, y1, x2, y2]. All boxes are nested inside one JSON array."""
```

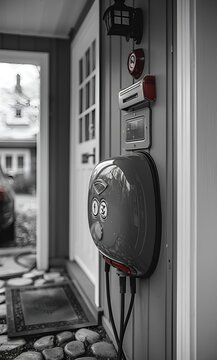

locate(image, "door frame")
[[176, 0, 197, 359], [69, 0, 100, 306], [0, 50, 49, 270]]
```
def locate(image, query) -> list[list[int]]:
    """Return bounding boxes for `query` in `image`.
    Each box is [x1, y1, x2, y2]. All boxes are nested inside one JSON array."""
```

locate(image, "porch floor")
[[0, 250, 117, 359]]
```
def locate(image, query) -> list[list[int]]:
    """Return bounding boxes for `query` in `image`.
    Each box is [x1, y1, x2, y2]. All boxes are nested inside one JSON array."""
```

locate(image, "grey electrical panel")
[[121, 107, 151, 151]]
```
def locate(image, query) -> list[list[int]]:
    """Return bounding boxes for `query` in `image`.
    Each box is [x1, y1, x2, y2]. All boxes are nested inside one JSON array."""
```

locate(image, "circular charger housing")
[[88, 152, 161, 278]]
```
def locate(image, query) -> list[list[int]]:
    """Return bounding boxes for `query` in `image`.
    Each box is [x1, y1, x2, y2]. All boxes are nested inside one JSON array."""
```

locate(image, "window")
[[6, 156, 12, 169], [17, 155, 24, 169], [16, 108, 22, 118]]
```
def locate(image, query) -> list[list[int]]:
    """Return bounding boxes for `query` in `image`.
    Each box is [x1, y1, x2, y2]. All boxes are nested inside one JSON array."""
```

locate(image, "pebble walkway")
[[0, 268, 117, 359]]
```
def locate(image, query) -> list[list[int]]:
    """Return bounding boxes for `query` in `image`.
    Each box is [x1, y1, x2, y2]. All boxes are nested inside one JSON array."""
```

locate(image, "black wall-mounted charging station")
[[88, 151, 161, 278]]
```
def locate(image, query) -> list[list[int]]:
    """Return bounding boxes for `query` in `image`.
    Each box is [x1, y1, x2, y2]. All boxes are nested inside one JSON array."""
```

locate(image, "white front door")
[[70, 1, 100, 306]]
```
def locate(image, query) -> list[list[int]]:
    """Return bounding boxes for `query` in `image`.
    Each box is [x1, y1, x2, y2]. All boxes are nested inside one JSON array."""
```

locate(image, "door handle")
[[82, 148, 96, 164]]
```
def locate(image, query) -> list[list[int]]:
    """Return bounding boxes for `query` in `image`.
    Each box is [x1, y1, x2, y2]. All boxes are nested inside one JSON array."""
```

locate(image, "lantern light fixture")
[[103, 0, 143, 44]]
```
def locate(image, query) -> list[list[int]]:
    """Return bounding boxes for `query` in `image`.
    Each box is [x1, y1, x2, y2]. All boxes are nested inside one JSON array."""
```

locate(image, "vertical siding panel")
[[110, 36, 121, 157], [132, 0, 151, 358], [196, 1, 217, 358], [166, 1, 174, 358], [100, 0, 111, 325], [148, 0, 167, 358], [119, 2, 134, 359], [100, 0, 111, 160], [99, 0, 172, 358], [108, 13, 122, 329]]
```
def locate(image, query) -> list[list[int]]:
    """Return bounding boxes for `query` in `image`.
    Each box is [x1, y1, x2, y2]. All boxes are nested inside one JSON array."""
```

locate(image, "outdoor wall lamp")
[[103, 0, 143, 44]]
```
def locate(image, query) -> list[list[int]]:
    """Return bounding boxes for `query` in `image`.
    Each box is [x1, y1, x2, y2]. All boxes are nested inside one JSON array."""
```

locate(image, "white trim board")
[[0, 50, 49, 270], [176, 1, 197, 359], [69, 0, 100, 307]]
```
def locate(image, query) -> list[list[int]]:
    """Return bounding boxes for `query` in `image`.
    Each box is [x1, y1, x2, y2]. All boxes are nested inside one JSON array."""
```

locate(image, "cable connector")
[[104, 261, 111, 273]]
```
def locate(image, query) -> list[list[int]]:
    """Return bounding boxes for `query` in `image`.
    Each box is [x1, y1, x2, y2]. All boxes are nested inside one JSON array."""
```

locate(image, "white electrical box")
[[122, 107, 151, 150]]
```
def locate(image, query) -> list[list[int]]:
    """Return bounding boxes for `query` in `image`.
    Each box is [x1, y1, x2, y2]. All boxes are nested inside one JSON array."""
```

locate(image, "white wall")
[[196, 1, 217, 358]]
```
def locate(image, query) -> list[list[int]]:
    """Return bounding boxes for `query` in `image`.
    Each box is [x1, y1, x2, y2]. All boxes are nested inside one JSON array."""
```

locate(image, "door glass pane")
[[79, 58, 83, 84], [86, 82, 90, 110], [85, 113, 90, 141], [91, 109, 95, 139], [85, 48, 90, 77], [79, 117, 83, 143], [92, 40, 96, 71], [92, 76, 95, 105], [79, 88, 83, 114]]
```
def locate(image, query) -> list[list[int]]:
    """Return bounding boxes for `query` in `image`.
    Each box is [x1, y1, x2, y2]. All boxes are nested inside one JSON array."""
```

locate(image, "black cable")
[[105, 263, 119, 343], [123, 277, 136, 337], [118, 276, 126, 360], [105, 263, 127, 360], [105, 262, 137, 360]]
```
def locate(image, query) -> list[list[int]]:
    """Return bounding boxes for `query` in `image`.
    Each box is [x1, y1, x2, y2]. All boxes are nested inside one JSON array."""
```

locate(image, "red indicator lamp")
[[143, 75, 156, 102], [103, 255, 136, 276]]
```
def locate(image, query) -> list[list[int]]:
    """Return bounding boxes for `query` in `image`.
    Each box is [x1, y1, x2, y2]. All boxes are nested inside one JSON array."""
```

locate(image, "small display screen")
[[126, 117, 145, 142]]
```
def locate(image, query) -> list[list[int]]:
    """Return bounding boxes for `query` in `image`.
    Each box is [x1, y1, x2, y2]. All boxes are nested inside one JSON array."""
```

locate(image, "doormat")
[[6, 281, 97, 337]]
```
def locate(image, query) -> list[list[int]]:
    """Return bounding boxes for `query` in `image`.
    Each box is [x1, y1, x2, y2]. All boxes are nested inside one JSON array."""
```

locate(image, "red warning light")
[[143, 75, 156, 102]]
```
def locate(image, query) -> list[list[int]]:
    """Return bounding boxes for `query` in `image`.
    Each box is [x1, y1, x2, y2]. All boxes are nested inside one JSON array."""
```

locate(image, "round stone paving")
[[0, 304, 6, 318], [91, 341, 117, 358], [0, 295, 5, 304], [23, 269, 45, 279], [64, 340, 86, 358], [0, 336, 26, 352], [42, 346, 64, 360], [75, 358, 96, 360], [14, 351, 43, 360], [44, 272, 61, 281], [75, 328, 100, 344], [0, 324, 7, 335], [56, 331, 74, 345], [7, 277, 33, 287], [33, 335, 55, 351]]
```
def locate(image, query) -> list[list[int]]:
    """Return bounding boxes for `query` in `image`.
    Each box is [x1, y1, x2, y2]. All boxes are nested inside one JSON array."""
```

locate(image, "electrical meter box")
[[122, 107, 151, 151], [88, 152, 161, 278]]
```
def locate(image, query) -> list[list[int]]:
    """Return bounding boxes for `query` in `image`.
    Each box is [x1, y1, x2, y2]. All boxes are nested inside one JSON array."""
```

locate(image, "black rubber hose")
[[105, 270, 119, 343], [105, 264, 127, 360], [118, 291, 125, 360], [123, 277, 136, 336], [123, 293, 135, 337]]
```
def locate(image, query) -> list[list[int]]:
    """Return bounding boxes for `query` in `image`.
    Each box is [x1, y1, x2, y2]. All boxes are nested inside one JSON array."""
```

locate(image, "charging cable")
[[105, 262, 136, 360]]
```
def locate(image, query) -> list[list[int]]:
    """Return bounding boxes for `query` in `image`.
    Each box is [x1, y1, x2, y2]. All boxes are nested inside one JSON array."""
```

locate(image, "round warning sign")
[[127, 48, 145, 79]]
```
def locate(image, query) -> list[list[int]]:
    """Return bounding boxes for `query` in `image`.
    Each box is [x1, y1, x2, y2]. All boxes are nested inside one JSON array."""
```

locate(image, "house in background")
[[0, 0, 217, 359], [0, 72, 38, 192]]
